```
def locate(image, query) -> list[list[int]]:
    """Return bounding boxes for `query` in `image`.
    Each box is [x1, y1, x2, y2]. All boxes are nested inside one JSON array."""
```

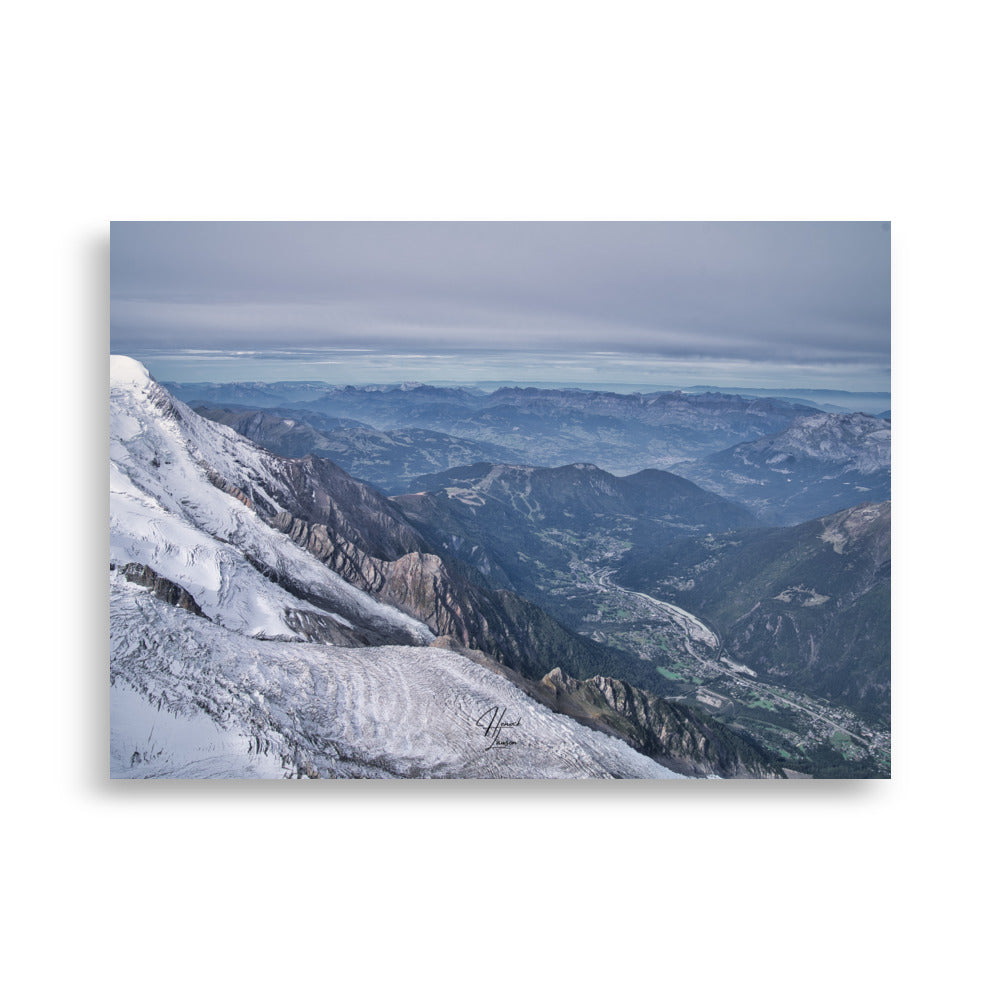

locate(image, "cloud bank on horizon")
[[111, 221, 890, 390]]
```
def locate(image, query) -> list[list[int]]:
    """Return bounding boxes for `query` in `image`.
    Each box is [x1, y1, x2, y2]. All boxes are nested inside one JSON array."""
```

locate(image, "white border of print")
[[7, 3, 990, 999]]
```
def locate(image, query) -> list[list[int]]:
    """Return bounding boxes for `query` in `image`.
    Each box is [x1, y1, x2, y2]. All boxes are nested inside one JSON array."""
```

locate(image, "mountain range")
[[166, 380, 821, 473]]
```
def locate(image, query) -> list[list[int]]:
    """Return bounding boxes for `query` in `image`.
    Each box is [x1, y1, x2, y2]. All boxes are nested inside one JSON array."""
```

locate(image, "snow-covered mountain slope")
[[111, 355, 432, 645], [111, 577, 685, 779], [673, 412, 890, 525], [745, 412, 891, 473]]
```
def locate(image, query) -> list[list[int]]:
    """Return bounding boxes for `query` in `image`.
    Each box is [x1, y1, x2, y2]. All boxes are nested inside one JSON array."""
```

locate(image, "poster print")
[[110, 222, 890, 779]]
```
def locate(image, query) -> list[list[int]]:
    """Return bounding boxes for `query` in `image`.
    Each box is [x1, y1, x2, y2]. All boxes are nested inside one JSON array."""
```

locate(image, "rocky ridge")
[[539, 668, 785, 778]]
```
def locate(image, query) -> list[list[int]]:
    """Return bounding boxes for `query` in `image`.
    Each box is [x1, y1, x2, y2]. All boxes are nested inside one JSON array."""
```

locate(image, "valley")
[[474, 520, 891, 777]]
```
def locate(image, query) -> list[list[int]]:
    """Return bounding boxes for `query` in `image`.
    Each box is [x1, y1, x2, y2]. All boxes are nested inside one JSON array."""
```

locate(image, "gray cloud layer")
[[111, 221, 890, 370]]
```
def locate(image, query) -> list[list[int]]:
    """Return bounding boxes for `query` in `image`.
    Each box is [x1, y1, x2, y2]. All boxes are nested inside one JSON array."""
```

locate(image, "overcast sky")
[[111, 222, 890, 390]]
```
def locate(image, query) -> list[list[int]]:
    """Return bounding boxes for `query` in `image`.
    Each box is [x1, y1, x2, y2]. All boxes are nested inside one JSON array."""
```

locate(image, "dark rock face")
[[539, 669, 785, 778], [116, 563, 207, 618], [267, 454, 428, 561], [280, 608, 364, 647]]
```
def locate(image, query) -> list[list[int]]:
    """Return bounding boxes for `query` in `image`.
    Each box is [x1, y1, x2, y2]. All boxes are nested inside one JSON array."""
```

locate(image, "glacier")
[[111, 577, 685, 779]]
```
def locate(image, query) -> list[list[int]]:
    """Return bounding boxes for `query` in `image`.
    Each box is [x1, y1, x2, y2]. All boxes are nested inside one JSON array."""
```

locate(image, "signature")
[[475, 706, 521, 750]]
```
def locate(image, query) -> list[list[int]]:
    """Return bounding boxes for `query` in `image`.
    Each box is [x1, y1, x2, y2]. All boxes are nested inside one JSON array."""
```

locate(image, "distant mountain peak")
[[769, 411, 891, 470], [672, 410, 890, 525]]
